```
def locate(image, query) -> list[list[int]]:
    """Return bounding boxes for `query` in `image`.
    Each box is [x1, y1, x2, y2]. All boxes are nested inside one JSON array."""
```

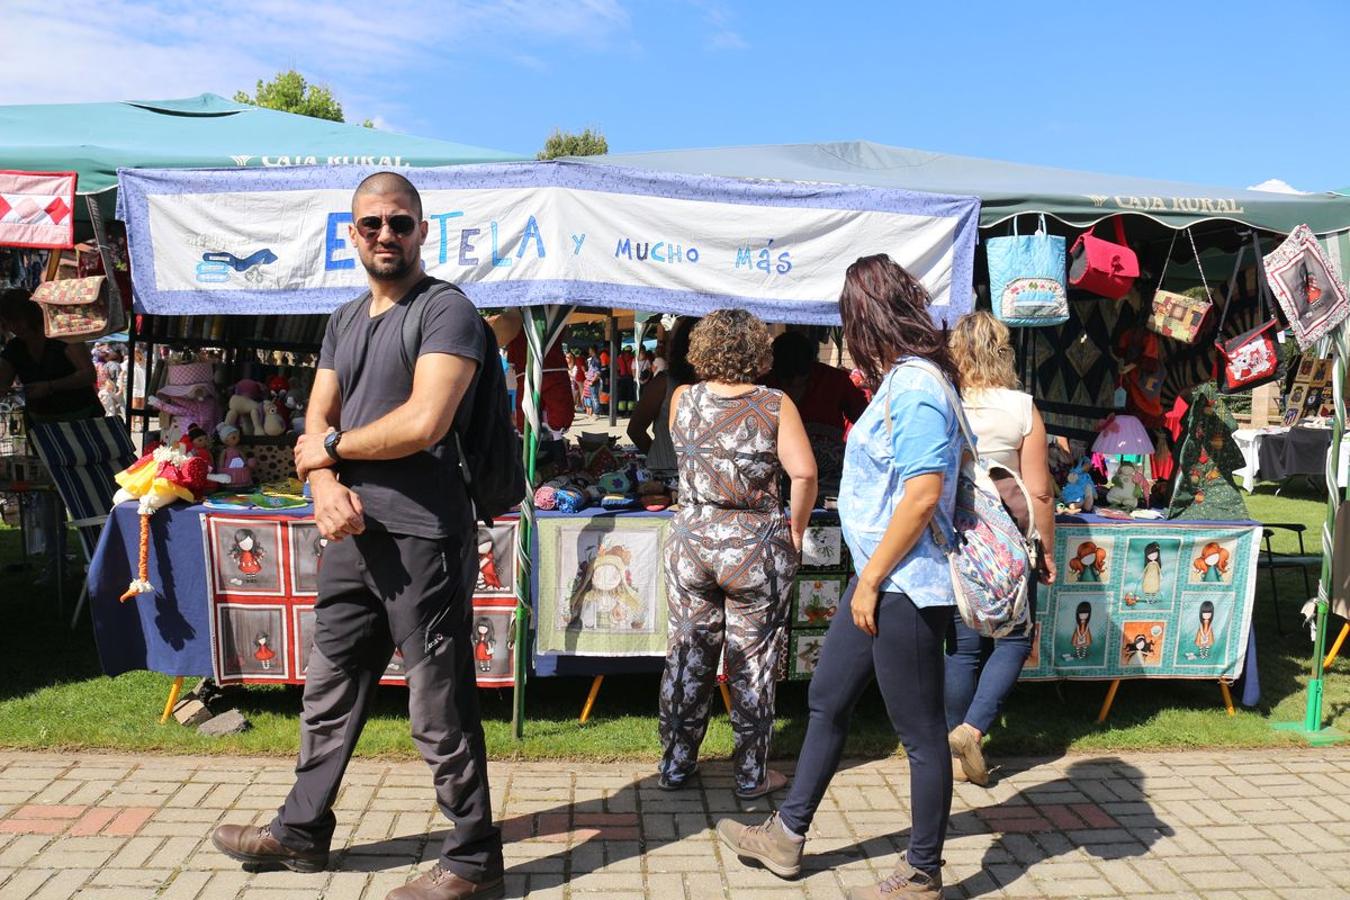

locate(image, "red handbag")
[[1215, 234, 1285, 394], [1069, 216, 1139, 299]]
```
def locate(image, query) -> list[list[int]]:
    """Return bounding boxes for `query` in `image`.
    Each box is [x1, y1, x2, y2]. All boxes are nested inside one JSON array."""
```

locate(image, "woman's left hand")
[[850, 579, 879, 636]]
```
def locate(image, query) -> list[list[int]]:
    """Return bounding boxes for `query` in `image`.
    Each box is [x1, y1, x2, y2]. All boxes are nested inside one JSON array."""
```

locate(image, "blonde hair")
[[687, 309, 773, 384], [949, 310, 1020, 391]]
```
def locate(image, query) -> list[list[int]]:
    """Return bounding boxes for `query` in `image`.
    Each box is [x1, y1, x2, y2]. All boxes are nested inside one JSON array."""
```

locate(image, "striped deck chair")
[[26, 416, 137, 625]]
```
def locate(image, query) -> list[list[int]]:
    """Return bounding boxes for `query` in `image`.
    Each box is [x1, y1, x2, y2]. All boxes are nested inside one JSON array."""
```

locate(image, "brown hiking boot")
[[948, 723, 989, 786], [849, 864, 943, 898], [210, 823, 327, 873], [716, 812, 804, 878], [386, 863, 505, 900]]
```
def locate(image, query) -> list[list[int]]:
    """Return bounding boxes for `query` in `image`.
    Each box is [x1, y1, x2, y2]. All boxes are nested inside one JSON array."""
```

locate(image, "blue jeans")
[[943, 583, 1036, 734], [778, 585, 952, 874]]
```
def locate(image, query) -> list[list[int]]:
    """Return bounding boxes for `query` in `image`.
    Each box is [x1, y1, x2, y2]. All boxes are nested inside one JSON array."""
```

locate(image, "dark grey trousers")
[[269, 528, 503, 880]]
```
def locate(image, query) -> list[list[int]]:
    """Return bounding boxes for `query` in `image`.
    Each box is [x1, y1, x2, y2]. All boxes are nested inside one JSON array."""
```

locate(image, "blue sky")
[[5, 1, 1348, 190]]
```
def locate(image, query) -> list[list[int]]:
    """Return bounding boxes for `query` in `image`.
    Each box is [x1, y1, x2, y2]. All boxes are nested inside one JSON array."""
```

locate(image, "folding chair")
[[1258, 522, 1318, 636], [26, 416, 137, 628]]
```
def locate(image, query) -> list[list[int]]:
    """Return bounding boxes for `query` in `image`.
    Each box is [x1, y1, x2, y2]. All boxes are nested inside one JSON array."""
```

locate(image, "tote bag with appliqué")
[[1215, 233, 1287, 394], [986, 215, 1069, 327]]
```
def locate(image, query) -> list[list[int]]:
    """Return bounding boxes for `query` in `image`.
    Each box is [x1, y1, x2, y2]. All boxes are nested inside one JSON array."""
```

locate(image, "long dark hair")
[[667, 316, 700, 386], [839, 254, 959, 391]]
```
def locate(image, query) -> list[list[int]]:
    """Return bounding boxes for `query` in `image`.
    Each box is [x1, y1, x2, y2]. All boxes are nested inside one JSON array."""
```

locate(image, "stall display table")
[[1233, 425, 1349, 491], [1026, 514, 1262, 709], [87, 501, 519, 688]]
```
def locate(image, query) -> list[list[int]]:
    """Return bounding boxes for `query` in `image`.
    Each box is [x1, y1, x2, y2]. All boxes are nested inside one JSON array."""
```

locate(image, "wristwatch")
[[323, 430, 344, 462]]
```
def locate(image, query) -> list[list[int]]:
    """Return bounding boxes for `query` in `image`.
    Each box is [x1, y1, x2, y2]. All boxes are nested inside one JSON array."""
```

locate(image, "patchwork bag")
[[986, 215, 1069, 327], [31, 275, 118, 340], [1148, 228, 1213, 344], [1069, 216, 1139, 300], [890, 362, 1033, 639], [1263, 223, 1350, 350], [1216, 234, 1286, 394]]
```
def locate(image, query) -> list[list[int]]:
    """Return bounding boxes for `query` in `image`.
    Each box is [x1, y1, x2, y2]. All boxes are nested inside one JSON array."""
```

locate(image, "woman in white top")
[[944, 311, 1056, 786]]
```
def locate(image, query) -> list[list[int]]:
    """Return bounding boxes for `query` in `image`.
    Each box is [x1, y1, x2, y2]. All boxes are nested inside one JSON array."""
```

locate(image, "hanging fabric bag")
[[1068, 216, 1139, 299], [986, 215, 1069, 327], [1147, 227, 1214, 344], [1216, 233, 1287, 394]]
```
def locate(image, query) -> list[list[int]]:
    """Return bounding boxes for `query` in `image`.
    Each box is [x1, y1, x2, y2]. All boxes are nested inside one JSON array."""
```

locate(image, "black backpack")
[[332, 279, 526, 527]]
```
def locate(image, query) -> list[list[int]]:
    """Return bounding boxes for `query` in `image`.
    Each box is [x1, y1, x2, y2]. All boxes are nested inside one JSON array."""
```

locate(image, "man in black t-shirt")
[[211, 173, 504, 900]]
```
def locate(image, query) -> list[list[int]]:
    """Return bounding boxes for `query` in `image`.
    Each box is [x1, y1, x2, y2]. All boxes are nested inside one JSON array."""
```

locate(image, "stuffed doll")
[[215, 423, 256, 488], [1105, 462, 1146, 511], [261, 399, 288, 437], [224, 379, 266, 435], [1058, 459, 1096, 514]]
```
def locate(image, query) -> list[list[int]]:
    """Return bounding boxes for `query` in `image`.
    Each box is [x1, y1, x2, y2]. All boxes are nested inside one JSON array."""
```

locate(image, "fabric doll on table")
[[214, 423, 256, 488]]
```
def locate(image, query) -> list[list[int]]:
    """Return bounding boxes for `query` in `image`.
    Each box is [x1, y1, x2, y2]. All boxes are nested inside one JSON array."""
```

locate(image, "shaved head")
[[352, 171, 422, 219]]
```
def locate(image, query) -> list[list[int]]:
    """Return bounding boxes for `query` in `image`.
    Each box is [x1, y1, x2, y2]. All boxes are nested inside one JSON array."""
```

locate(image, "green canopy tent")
[[583, 140, 1350, 234], [0, 93, 522, 235]]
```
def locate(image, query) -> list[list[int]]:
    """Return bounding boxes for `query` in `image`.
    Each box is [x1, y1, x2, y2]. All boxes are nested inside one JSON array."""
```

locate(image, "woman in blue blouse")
[[717, 255, 962, 900]]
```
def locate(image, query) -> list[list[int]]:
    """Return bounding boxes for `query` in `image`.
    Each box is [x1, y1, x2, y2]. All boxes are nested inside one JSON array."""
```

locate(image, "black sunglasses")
[[355, 214, 419, 238]]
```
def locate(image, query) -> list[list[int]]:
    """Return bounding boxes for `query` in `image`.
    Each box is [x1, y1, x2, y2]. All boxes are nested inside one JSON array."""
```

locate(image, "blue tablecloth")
[[88, 501, 311, 678]]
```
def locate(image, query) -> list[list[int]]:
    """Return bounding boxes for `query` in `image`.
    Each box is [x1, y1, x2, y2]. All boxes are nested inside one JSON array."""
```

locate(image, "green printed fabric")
[[1021, 521, 1260, 681]]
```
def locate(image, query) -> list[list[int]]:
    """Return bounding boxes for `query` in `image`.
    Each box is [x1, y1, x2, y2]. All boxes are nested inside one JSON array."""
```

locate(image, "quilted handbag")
[[1147, 228, 1213, 343], [1216, 234, 1286, 394], [31, 276, 118, 340], [986, 215, 1068, 327], [1069, 216, 1139, 299]]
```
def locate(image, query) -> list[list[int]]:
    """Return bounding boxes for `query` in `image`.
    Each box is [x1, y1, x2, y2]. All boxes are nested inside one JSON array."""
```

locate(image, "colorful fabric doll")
[[1193, 542, 1230, 582], [1195, 600, 1216, 658], [1141, 541, 1163, 597], [1071, 602, 1093, 659], [1068, 541, 1107, 583]]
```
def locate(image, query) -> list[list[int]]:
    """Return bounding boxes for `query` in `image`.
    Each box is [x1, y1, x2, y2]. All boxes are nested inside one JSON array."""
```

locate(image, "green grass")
[[0, 480, 1345, 761]]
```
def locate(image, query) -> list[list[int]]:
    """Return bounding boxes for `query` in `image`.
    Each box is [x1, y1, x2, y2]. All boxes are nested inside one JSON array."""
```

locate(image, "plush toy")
[[225, 380, 265, 435], [1058, 459, 1096, 514], [113, 443, 229, 601], [261, 399, 288, 437], [185, 425, 214, 466], [1105, 462, 1147, 511], [215, 423, 256, 488]]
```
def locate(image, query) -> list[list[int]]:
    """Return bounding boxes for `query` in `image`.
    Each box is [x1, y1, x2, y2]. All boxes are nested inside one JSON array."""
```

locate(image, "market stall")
[[104, 158, 980, 732], [103, 141, 1350, 737]]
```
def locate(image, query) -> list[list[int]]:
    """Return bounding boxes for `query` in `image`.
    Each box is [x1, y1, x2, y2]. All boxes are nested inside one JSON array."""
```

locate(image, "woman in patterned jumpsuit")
[[658, 310, 818, 799]]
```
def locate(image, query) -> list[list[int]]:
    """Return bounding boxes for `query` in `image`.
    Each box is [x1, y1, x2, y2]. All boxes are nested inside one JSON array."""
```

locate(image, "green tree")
[[234, 69, 372, 126], [537, 128, 609, 160]]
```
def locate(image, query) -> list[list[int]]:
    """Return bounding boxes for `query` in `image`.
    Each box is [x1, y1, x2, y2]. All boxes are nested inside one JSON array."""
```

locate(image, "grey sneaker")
[[849, 864, 943, 899], [948, 723, 989, 786], [716, 812, 803, 879]]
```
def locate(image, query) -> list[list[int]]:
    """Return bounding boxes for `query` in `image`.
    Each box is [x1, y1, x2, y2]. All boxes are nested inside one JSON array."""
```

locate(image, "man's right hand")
[[311, 474, 365, 541]]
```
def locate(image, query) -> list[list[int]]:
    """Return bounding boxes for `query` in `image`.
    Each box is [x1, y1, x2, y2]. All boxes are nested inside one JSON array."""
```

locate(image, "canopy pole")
[[1273, 316, 1347, 744], [511, 307, 547, 741], [608, 314, 619, 427]]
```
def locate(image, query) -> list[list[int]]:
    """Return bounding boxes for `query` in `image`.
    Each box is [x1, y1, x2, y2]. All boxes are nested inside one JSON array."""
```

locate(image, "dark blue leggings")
[[778, 586, 952, 874], [943, 585, 1035, 734]]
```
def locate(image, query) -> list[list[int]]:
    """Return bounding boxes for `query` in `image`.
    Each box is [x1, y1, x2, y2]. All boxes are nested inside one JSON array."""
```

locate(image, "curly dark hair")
[[687, 309, 772, 384]]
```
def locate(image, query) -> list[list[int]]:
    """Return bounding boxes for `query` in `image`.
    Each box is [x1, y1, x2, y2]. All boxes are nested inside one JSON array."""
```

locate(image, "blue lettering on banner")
[[517, 215, 546, 259], [459, 228, 480, 266], [325, 212, 355, 270], [490, 221, 512, 268], [735, 240, 789, 276], [572, 234, 586, 255], [613, 236, 700, 264], [429, 211, 465, 264]]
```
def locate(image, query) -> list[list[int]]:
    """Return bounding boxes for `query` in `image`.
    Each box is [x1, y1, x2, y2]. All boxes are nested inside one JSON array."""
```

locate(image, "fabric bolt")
[[271, 530, 502, 881], [838, 359, 961, 608], [778, 586, 952, 874], [659, 383, 797, 792]]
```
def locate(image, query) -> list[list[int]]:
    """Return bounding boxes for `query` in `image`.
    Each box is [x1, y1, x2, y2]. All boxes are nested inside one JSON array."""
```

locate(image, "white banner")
[[118, 162, 979, 324]]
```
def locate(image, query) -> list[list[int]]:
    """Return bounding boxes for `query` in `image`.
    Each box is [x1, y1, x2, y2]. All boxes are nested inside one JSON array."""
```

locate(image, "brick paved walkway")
[[0, 749, 1346, 898]]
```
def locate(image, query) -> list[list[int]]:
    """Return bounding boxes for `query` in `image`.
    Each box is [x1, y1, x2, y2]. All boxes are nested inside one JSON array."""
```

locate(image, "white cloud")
[[0, 0, 632, 126], [685, 0, 749, 51], [1247, 178, 1309, 195], [707, 30, 748, 51]]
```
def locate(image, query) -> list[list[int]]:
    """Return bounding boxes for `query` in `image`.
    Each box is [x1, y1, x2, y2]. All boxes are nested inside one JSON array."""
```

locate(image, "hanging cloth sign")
[[0, 170, 78, 249], [116, 161, 980, 325]]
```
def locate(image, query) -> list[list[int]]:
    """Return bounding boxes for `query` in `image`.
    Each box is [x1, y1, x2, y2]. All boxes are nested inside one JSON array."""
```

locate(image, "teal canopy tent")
[[0, 93, 521, 232], [583, 140, 1350, 234]]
